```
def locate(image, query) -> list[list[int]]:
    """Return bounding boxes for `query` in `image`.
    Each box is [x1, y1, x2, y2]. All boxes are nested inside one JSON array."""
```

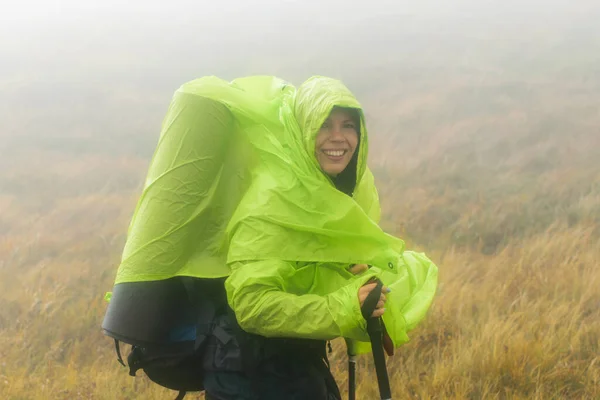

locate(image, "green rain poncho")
[[111, 75, 438, 354]]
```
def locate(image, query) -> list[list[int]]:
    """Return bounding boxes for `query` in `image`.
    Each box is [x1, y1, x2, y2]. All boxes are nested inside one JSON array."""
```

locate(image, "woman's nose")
[[329, 125, 344, 140]]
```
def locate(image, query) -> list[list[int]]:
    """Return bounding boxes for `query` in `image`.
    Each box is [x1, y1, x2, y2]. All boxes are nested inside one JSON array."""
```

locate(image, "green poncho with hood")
[[109, 75, 438, 355]]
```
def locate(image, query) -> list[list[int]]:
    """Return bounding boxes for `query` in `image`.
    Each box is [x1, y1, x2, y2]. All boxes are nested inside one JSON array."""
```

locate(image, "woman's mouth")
[[322, 149, 347, 159]]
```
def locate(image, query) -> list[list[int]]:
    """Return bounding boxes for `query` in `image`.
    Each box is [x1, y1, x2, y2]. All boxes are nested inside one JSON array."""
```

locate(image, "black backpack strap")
[[114, 339, 126, 367], [311, 341, 342, 400], [174, 390, 186, 400]]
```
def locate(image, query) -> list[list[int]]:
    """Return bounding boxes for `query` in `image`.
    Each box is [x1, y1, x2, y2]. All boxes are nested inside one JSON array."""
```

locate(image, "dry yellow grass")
[[333, 225, 600, 399], [2, 52, 599, 398], [1, 193, 598, 399]]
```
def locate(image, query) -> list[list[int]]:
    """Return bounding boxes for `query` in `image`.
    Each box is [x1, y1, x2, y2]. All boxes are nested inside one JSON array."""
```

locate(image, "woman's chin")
[[323, 166, 345, 178]]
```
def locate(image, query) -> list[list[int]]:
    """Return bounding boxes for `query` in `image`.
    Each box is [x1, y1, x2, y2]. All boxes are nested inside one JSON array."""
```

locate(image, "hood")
[[226, 76, 403, 270], [280, 76, 369, 194]]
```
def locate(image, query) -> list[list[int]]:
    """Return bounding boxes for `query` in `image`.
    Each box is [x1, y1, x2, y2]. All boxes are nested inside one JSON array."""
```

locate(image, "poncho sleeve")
[[225, 260, 376, 342]]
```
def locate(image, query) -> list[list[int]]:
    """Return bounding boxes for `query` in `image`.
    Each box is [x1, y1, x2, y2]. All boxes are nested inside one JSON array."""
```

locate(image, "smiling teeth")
[[324, 150, 345, 157]]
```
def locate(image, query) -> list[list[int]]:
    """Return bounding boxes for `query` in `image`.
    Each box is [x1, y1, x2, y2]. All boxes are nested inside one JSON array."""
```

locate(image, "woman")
[[102, 75, 436, 400], [203, 76, 438, 399]]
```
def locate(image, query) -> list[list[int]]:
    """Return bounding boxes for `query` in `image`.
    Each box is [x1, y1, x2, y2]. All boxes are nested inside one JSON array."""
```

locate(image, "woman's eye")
[[344, 123, 356, 129]]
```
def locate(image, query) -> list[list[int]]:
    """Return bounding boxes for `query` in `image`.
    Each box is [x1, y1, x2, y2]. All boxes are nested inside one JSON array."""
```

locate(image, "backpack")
[[102, 276, 236, 399], [100, 79, 260, 399]]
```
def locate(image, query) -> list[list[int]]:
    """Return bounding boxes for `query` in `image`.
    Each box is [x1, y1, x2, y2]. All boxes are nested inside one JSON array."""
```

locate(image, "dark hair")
[[331, 106, 361, 128], [333, 127, 360, 196], [333, 153, 358, 196]]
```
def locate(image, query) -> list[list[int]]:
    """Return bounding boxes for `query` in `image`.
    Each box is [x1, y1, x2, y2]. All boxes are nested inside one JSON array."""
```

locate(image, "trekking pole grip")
[[361, 278, 392, 400]]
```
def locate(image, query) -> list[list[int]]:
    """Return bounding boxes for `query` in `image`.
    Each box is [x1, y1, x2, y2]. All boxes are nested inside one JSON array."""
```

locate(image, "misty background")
[[1, 0, 600, 247], [2, 2, 600, 398]]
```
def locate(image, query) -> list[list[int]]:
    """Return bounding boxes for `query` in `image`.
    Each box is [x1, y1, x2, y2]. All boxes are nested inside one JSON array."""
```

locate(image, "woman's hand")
[[348, 264, 369, 275], [358, 282, 388, 318]]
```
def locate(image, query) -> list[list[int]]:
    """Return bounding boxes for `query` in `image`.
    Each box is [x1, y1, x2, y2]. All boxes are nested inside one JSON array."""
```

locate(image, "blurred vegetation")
[[1, 11, 599, 399]]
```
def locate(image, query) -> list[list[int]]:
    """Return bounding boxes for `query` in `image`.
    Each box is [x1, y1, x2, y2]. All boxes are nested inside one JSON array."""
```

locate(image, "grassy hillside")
[[1, 11, 599, 398]]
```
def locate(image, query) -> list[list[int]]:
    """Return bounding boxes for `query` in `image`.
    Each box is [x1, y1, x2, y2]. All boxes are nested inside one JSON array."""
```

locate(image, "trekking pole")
[[348, 352, 356, 400], [360, 278, 392, 400], [367, 317, 392, 400]]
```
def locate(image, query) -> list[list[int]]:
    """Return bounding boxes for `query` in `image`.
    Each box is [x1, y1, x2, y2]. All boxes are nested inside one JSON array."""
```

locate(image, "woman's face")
[[314, 108, 359, 177]]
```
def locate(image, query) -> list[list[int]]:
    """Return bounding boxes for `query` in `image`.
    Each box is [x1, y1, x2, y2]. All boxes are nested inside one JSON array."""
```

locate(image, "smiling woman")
[[101, 75, 437, 400], [315, 107, 360, 178]]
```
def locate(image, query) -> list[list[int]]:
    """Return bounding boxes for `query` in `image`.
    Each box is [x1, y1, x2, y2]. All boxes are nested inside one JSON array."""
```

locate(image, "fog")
[[1, 0, 599, 158], [3, 0, 598, 81]]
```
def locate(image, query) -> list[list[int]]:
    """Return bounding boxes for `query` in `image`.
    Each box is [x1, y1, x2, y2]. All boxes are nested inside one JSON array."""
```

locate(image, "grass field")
[[1, 9, 599, 398], [2, 88, 598, 399]]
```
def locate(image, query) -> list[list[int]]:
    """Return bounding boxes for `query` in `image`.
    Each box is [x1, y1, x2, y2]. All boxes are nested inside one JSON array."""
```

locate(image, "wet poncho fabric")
[[109, 75, 438, 354]]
